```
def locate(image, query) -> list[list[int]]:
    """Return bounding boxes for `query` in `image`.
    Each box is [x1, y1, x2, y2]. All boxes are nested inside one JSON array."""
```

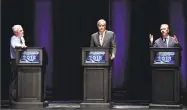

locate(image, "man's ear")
[[14, 32, 17, 35]]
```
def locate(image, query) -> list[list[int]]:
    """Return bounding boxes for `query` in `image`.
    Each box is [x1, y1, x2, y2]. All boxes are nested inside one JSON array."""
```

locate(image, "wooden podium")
[[149, 47, 183, 108], [81, 47, 111, 107], [14, 47, 45, 108]]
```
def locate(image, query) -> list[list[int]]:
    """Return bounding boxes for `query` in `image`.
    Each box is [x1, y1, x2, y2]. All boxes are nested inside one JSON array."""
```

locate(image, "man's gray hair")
[[160, 24, 169, 28], [12, 25, 22, 32], [97, 19, 106, 26]]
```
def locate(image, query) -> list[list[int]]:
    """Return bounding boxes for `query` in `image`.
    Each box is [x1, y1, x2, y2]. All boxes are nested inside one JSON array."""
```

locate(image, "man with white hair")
[[149, 24, 181, 47], [10, 25, 27, 60], [90, 19, 117, 60], [9, 25, 27, 102]]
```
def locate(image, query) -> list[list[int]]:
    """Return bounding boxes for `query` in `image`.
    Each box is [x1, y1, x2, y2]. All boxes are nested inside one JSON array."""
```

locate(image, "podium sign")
[[85, 51, 106, 63], [19, 51, 40, 63], [153, 52, 176, 64], [16, 47, 43, 66], [150, 47, 181, 67], [82, 47, 110, 66]]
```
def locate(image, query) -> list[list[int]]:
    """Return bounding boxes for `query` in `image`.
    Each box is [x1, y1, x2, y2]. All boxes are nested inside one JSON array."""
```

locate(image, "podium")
[[81, 47, 111, 107], [149, 47, 182, 108], [14, 47, 44, 108]]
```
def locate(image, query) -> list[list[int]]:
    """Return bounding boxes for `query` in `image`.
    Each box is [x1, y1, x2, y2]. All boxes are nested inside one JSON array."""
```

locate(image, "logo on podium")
[[20, 51, 40, 63], [154, 52, 175, 64], [85, 51, 105, 63]]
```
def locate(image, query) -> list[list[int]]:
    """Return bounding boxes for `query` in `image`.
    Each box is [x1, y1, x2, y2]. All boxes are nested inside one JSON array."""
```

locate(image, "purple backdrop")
[[112, 0, 130, 88], [33, 0, 187, 94], [35, 0, 53, 89], [169, 0, 186, 88]]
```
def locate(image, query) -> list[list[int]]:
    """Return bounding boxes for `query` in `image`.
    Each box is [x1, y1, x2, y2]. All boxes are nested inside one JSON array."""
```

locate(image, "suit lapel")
[[101, 30, 108, 47], [160, 38, 166, 47], [96, 32, 101, 47], [168, 36, 172, 47], [160, 36, 172, 47]]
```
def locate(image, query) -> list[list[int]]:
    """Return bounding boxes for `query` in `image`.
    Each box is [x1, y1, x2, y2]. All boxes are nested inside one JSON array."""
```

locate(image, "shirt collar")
[[99, 30, 106, 35], [163, 35, 169, 40], [14, 35, 22, 38], [165, 35, 169, 39]]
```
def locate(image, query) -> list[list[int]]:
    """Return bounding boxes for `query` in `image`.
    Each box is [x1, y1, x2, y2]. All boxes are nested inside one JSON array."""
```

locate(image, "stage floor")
[[1, 108, 187, 110], [1, 102, 186, 110], [1, 105, 187, 110]]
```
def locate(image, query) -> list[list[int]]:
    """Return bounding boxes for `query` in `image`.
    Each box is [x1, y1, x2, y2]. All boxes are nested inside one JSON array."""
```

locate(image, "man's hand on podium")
[[23, 46, 27, 48], [15, 46, 27, 48], [15, 46, 27, 50], [111, 54, 115, 60]]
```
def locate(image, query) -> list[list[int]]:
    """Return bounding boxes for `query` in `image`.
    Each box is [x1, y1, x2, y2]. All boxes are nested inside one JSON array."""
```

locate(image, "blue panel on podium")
[[82, 47, 110, 66], [16, 47, 43, 66], [19, 51, 40, 64], [85, 51, 106, 63], [150, 47, 181, 67], [153, 52, 176, 64]]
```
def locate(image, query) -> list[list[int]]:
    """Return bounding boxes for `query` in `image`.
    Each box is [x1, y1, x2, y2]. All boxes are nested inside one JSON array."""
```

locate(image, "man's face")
[[160, 24, 169, 37], [97, 23, 106, 33], [15, 28, 24, 37]]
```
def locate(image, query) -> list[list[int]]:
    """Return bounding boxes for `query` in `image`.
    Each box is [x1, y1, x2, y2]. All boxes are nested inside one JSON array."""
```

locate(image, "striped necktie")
[[163, 38, 167, 47]]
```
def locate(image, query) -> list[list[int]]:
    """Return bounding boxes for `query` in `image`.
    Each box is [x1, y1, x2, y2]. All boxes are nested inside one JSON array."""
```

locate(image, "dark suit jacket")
[[152, 36, 181, 48], [90, 30, 117, 56]]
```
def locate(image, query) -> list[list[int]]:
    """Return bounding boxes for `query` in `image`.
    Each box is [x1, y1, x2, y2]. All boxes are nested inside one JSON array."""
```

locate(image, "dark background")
[[52, 0, 109, 100], [126, 0, 170, 101], [1, 0, 187, 102]]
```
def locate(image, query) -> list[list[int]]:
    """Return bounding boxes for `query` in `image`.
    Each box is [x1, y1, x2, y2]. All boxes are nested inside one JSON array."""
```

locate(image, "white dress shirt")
[[163, 35, 169, 47], [10, 35, 26, 59], [99, 31, 106, 46]]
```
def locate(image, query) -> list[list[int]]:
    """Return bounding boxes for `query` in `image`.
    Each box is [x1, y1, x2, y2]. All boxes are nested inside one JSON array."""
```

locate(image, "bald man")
[[149, 24, 181, 48]]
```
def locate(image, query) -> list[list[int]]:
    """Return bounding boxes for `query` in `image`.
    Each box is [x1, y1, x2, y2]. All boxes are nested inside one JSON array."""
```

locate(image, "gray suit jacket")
[[153, 36, 181, 48], [90, 30, 117, 56]]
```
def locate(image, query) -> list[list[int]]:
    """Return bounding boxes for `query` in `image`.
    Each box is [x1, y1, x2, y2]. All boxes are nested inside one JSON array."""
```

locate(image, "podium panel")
[[81, 47, 111, 104], [83, 68, 108, 102], [149, 47, 182, 107], [18, 67, 43, 102], [152, 69, 180, 104]]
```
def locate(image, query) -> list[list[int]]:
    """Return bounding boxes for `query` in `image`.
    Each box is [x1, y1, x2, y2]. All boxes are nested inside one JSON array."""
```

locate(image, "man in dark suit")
[[90, 19, 117, 60], [149, 24, 181, 48], [90, 19, 116, 101]]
